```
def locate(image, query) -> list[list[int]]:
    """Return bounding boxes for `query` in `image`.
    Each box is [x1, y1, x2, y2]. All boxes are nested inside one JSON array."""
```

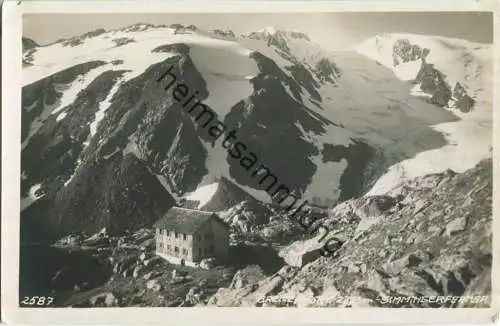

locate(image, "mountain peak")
[[257, 26, 278, 35], [244, 27, 311, 41]]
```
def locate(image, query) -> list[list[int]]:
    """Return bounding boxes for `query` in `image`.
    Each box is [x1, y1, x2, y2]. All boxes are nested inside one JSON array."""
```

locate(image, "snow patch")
[[89, 78, 123, 136], [303, 158, 347, 207], [56, 111, 67, 122], [257, 26, 277, 35], [393, 60, 422, 81], [51, 65, 111, 115], [63, 158, 82, 187], [410, 84, 432, 98], [122, 139, 141, 158], [21, 183, 44, 211], [103, 147, 120, 160], [185, 182, 219, 208]]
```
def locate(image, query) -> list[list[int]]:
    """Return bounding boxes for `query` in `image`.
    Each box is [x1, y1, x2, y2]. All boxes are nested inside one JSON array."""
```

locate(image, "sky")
[[23, 12, 493, 50]]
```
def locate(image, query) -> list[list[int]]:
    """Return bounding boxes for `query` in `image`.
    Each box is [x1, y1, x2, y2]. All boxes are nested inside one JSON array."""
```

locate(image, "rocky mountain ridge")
[[21, 24, 487, 240]]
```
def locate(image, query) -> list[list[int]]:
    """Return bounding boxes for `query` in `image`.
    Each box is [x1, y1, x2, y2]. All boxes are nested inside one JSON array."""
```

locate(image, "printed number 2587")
[[21, 296, 54, 306]]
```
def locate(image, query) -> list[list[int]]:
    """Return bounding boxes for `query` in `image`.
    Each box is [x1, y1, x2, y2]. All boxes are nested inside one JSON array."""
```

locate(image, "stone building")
[[153, 207, 229, 267]]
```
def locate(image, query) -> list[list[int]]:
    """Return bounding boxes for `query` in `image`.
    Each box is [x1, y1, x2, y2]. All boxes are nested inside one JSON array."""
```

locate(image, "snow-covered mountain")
[[21, 24, 492, 240], [354, 33, 492, 194]]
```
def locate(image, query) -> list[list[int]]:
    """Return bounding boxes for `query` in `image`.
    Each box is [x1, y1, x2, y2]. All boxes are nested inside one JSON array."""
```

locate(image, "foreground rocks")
[[208, 265, 297, 307], [50, 228, 234, 307], [207, 159, 492, 307]]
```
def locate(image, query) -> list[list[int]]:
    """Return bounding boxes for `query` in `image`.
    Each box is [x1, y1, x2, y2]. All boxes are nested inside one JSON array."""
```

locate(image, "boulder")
[[144, 256, 162, 267], [457, 267, 491, 307], [133, 265, 143, 278], [114, 255, 137, 273], [446, 215, 468, 236], [383, 253, 423, 275], [139, 238, 155, 251], [355, 196, 396, 219], [122, 268, 132, 277], [314, 279, 340, 307], [229, 265, 265, 289], [82, 227, 109, 247], [104, 293, 118, 306], [358, 269, 390, 296], [89, 293, 106, 306], [185, 286, 203, 305], [412, 199, 430, 215], [352, 196, 396, 235], [170, 275, 193, 284], [54, 234, 83, 247], [131, 228, 154, 244], [354, 216, 382, 235], [347, 263, 361, 274], [279, 236, 326, 267], [156, 295, 166, 306], [172, 269, 188, 278], [89, 292, 117, 307], [198, 278, 208, 288], [252, 275, 285, 300], [97, 247, 112, 255], [277, 265, 298, 281], [199, 258, 216, 270], [146, 279, 162, 292], [143, 270, 162, 281], [294, 287, 316, 307]]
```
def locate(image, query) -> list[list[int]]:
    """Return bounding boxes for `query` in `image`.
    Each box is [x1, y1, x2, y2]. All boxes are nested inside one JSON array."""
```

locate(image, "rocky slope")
[[22, 37, 38, 66], [208, 159, 492, 307]]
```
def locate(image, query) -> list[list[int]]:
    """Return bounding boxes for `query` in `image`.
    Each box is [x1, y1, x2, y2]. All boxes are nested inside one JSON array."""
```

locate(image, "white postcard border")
[[2, 1, 499, 324]]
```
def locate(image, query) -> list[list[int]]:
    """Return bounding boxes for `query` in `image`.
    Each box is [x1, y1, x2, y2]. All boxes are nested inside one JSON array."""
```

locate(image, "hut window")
[[206, 231, 214, 240]]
